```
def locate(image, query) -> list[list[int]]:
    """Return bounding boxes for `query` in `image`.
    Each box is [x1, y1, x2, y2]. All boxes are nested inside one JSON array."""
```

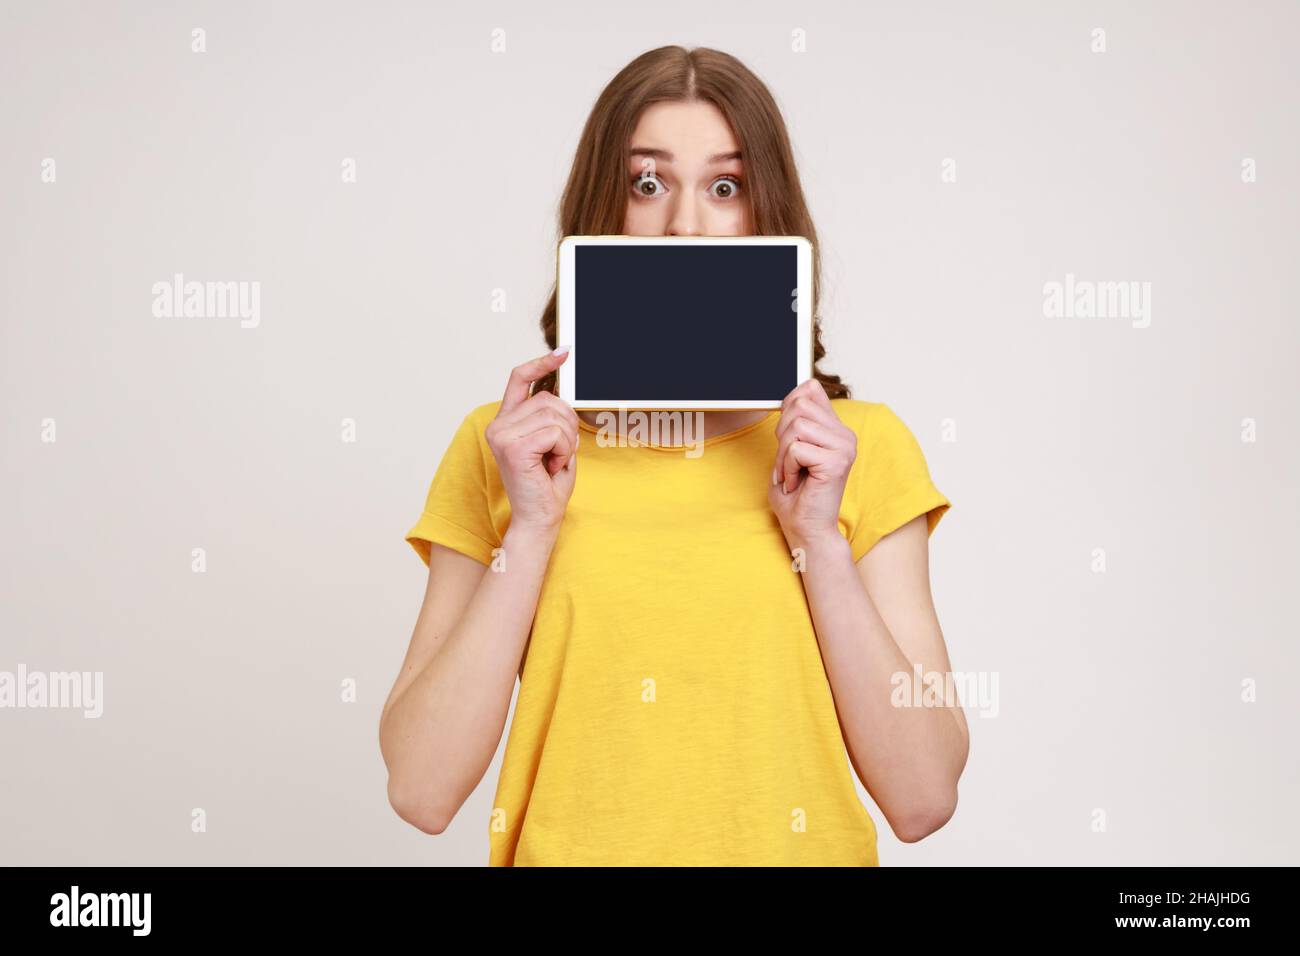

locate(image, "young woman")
[[379, 46, 968, 866]]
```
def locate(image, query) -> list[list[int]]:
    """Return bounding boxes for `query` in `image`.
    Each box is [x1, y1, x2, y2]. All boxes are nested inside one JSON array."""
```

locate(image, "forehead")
[[628, 100, 741, 162]]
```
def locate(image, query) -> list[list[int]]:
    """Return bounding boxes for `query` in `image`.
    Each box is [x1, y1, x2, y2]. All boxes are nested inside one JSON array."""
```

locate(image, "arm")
[[380, 348, 577, 834], [379, 527, 559, 834], [770, 381, 968, 843], [790, 517, 969, 843]]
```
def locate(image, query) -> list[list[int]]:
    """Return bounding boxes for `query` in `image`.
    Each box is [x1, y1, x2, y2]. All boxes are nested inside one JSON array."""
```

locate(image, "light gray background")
[[2, 0, 1297, 866]]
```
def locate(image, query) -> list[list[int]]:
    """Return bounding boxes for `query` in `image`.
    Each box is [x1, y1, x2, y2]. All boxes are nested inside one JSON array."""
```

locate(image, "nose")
[[666, 192, 701, 237]]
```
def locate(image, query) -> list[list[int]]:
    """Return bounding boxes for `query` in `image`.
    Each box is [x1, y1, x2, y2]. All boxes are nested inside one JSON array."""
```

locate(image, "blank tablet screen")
[[574, 244, 798, 402]]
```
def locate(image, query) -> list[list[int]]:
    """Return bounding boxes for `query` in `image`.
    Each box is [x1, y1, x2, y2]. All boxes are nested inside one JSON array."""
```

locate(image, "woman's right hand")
[[485, 347, 579, 536]]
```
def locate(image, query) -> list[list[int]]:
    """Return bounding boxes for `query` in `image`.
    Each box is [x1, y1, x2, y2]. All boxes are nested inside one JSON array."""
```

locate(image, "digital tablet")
[[555, 235, 814, 410]]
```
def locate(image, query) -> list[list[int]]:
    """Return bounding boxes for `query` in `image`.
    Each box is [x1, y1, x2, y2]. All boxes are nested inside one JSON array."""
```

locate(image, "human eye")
[[707, 175, 742, 200], [631, 170, 668, 199]]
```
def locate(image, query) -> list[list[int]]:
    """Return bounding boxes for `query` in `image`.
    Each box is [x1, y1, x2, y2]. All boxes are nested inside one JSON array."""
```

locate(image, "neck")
[[577, 409, 771, 443]]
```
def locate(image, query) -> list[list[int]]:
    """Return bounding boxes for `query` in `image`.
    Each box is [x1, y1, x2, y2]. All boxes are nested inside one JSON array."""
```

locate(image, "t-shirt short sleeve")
[[405, 405, 502, 568], [844, 402, 951, 562]]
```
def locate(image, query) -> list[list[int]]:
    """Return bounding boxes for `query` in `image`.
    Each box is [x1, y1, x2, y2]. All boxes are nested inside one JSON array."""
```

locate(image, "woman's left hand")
[[768, 379, 857, 547]]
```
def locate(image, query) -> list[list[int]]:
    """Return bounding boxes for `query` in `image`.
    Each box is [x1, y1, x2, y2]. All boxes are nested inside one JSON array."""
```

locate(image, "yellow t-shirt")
[[405, 397, 950, 866]]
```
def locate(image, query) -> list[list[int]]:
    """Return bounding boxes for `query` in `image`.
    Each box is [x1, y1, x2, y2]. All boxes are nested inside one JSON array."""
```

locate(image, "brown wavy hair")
[[533, 45, 849, 400]]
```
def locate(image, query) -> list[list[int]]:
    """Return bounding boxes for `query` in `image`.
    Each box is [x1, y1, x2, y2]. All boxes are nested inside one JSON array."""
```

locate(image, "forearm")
[[794, 532, 967, 833], [380, 524, 557, 828]]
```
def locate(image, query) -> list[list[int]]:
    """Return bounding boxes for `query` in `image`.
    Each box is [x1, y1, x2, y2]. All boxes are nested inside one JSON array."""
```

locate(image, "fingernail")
[[552, 345, 570, 356], [771, 468, 779, 485]]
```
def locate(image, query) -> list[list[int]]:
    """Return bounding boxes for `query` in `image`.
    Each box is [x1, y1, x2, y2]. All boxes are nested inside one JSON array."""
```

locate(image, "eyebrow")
[[629, 147, 743, 164]]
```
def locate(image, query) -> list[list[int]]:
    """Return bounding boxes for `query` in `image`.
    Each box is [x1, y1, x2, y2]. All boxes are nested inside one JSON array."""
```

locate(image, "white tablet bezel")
[[555, 235, 814, 410]]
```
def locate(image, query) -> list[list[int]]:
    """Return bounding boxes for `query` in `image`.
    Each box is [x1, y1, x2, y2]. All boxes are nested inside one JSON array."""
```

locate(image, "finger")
[[495, 405, 577, 445], [506, 411, 578, 465], [780, 440, 833, 494], [772, 416, 842, 486], [778, 386, 840, 432], [541, 428, 577, 476], [520, 424, 575, 471], [495, 383, 580, 432], [541, 414, 578, 476], [552, 438, 578, 486], [500, 346, 570, 415], [780, 378, 822, 411], [775, 416, 841, 461], [801, 377, 834, 412], [775, 397, 843, 442], [524, 389, 580, 427]]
